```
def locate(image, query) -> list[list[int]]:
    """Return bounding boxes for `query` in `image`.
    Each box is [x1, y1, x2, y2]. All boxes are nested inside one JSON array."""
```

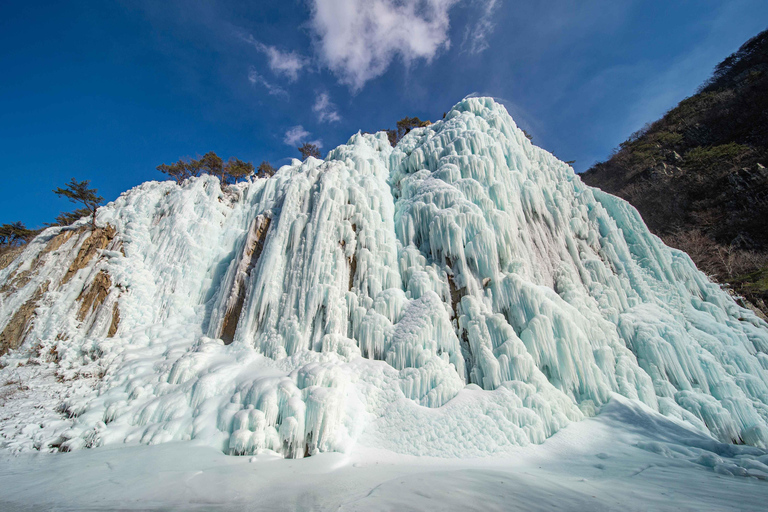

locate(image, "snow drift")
[[1, 97, 768, 458]]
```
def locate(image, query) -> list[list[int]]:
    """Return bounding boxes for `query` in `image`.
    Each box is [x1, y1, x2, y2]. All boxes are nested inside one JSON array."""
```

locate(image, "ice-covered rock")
[[1, 97, 767, 457]]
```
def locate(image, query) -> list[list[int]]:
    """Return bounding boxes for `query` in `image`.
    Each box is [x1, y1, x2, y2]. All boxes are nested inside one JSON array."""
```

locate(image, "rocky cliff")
[[582, 29, 768, 316]]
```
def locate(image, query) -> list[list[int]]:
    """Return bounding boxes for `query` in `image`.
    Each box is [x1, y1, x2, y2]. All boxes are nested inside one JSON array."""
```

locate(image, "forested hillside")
[[582, 29, 768, 316]]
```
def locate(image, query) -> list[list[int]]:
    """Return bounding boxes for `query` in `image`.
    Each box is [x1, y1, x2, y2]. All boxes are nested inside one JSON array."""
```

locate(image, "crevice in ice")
[[219, 214, 271, 345], [107, 302, 120, 338], [348, 223, 357, 292], [76, 270, 111, 321]]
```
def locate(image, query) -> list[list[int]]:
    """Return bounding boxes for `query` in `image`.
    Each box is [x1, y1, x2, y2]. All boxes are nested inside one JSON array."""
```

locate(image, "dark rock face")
[[581, 29, 768, 316]]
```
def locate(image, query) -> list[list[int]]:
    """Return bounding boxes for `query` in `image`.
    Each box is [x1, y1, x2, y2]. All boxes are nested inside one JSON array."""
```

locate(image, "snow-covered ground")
[[2, 396, 767, 511]]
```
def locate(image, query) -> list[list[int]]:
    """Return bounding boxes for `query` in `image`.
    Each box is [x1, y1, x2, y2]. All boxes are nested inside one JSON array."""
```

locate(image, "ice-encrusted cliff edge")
[[1, 97, 767, 458]]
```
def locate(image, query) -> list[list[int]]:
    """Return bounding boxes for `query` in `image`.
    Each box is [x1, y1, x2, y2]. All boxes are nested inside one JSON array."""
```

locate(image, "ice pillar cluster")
[[2, 98, 767, 457]]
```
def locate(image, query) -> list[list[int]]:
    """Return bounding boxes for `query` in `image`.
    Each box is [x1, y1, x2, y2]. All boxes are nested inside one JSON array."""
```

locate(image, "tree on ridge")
[[53, 178, 104, 229], [257, 161, 276, 178], [298, 143, 321, 160], [157, 152, 255, 185]]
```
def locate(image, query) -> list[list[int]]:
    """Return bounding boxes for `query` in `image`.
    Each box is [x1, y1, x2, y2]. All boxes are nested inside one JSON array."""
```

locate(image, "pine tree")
[[385, 116, 432, 146], [197, 151, 225, 182], [156, 159, 200, 184], [0, 222, 35, 248], [158, 152, 255, 185], [225, 158, 255, 183], [298, 143, 321, 160], [257, 161, 276, 178], [48, 208, 93, 227], [53, 178, 104, 229]]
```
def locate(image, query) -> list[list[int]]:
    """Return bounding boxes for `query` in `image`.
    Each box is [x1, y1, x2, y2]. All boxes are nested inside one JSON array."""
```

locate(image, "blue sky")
[[2, 0, 767, 228]]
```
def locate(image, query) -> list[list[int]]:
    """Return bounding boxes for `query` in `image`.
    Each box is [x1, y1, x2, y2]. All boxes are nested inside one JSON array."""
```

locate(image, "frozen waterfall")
[[1, 97, 767, 457]]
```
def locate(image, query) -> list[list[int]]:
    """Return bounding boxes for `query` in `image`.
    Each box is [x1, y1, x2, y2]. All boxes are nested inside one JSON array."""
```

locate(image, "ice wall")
[[1, 97, 768, 457]]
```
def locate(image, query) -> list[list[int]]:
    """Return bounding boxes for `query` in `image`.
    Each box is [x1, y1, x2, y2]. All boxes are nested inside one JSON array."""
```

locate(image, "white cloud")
[[284, 125, 310, 146], [241, 34, 308, 81], [462, 0, 499, 54], [284, 126, 324, 149], [247, 68, 288, 98], [308, 0, 459, 90], [313, 92, 341, 123]]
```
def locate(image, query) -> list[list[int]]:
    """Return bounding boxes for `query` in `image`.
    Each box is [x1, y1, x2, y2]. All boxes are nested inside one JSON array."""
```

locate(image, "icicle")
[[1, 98, 767, 459]]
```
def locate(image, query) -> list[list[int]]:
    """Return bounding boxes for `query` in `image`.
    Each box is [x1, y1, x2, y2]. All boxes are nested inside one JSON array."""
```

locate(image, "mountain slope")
[[1, 97, 768, 459], [581, 29, 768, 315]]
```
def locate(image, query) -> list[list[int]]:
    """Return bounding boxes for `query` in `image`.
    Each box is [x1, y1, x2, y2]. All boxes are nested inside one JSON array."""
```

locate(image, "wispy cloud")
[[284, 125, 310, 146], [240, 34, 309, 81], [461, 0, 499, 54], [313, 92, 341, 123], [284, 125, 323, 149], [247, 68, 288, 98], [307, 0, 459, 91]]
